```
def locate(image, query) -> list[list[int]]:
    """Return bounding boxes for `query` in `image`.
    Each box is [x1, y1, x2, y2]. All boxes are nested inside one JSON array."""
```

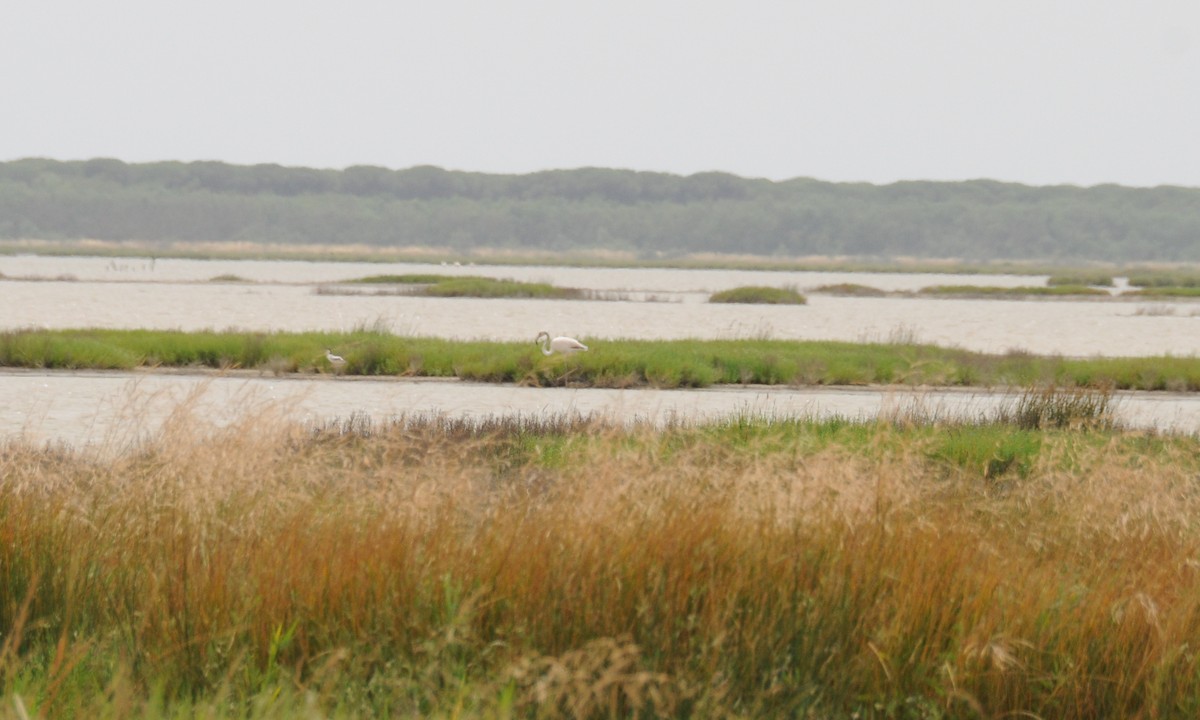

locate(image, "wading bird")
[[536, 331, 588, 355], [325, 348, 346, 369]]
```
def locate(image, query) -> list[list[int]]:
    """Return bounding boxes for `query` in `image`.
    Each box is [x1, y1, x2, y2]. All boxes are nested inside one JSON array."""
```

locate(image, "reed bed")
[[3, 391, 1200, 718]]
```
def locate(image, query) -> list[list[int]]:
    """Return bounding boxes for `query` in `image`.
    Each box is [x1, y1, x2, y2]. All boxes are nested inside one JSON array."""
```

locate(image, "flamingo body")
[[536, 331, 588, 355]]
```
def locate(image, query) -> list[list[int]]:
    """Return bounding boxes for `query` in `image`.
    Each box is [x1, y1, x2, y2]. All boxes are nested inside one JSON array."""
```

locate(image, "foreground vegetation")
[[4, 328, 1200, 391], [3, 389, 1200, 718]]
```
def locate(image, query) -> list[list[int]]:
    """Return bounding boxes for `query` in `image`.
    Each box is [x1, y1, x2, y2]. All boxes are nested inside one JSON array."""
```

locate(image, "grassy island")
[[2, 328, 1200, 391], [328, 274, 586, 299], [709, 286, 807, 304]]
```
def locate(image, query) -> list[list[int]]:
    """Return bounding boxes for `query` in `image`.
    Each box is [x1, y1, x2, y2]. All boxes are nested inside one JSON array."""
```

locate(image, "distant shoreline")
[[5, 238, 1200, 276]]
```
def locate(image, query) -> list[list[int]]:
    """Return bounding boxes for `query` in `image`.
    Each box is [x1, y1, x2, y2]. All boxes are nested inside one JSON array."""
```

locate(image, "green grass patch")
[[811, 282, 888, 296], [929, 425, 1043, 481], [709, 285, 807, 304]]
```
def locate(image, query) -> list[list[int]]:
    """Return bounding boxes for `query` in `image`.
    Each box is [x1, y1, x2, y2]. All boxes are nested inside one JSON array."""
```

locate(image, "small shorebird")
[[325, 348, 346, 372]]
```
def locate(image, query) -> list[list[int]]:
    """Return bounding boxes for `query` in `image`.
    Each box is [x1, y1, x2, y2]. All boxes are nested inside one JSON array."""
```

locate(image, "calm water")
[[2, 254, 1199, 446], [2, 254, 1196, 354], [3, 370, 1198, 450]]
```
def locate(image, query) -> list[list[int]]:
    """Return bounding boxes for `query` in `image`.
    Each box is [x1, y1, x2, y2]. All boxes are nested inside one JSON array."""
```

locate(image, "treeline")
[[2, 157, 1198, 262]]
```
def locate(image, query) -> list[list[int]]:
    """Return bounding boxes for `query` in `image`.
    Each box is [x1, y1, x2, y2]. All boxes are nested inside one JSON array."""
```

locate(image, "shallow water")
[[2, 255, 1199, 447], [2, 255, 1197, 355], [3, 369, 1198, 449]]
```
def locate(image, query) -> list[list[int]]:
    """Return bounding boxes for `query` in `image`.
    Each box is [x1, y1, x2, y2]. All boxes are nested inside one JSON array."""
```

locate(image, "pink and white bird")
[[535, 331, 588, 355]]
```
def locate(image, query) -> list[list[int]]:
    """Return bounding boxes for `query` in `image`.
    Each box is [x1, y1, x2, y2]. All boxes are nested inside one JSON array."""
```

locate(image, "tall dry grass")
[[2, 399, 1200, 717]]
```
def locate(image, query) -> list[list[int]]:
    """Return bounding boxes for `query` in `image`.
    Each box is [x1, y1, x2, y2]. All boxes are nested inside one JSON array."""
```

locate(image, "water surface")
[[3, 369, 1197, 450], [2, 255, 1196, 355], [3, 255, 1199, 447]]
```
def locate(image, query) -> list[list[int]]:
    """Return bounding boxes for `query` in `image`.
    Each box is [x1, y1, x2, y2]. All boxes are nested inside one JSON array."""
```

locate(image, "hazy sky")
[[3, 1, 1198, 187]]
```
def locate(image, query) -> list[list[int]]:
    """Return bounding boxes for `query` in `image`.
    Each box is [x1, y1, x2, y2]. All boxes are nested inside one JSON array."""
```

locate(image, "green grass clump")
[[1126, 271, 1200, 288], [1047, 272, 1114, 287], [347, 273, 460, 284], [5, 404, 1200, 717], [1123, 286, 1200, 298], [919, 284, 1110, 297], [812, 283, 888, 296], [343, 273, 586, 299], [709, 285, 807, 304], [423, 276, 583, 299]]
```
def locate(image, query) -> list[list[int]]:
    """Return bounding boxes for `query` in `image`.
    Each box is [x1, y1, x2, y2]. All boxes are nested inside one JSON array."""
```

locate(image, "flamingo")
[[536, 331, 588, 355]]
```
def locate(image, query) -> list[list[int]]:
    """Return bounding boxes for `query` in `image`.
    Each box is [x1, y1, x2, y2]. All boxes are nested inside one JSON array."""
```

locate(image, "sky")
[[3, 1, 1199, 188]]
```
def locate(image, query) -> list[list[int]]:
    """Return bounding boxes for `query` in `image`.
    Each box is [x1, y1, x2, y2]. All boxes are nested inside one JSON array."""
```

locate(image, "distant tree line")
[[1, 157, 1198, 262]]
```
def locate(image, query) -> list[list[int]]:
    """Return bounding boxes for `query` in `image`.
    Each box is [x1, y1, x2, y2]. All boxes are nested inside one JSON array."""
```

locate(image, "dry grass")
[[2, 398, 1200, 718]]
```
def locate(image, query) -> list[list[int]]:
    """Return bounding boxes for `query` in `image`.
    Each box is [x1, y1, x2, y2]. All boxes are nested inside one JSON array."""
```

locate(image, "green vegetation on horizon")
[[4, 158, 1200, 263], [3, 400, 1199, 717], [3, 328, 1200, 391]]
